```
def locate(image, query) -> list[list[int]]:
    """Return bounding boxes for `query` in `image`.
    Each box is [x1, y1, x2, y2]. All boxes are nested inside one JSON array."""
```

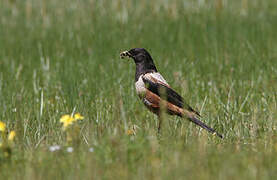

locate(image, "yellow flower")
[[74, 113, 84, 121], [60, 115, 71, 123], [0, 121, 6, 132], [126, 125, 139, 136], [60, 114, 74, 129], [127, 129, 135, 136], [8, 131, 16, 141], [60, 113, 84, 130]]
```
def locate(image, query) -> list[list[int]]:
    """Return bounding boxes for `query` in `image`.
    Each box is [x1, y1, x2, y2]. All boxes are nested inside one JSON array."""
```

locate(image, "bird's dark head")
[[120, 48, 157, 74]]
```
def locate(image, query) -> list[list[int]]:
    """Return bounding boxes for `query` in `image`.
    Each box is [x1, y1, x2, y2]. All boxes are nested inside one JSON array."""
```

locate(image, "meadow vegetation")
[[0, 0, 276, 179]]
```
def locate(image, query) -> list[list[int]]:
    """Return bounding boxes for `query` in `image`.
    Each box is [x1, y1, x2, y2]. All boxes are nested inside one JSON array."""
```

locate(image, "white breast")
[[135, 75, 146, 95]]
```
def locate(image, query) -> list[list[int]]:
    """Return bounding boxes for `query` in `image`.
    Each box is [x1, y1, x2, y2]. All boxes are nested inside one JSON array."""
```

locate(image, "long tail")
[[187, 115, 223, 138]]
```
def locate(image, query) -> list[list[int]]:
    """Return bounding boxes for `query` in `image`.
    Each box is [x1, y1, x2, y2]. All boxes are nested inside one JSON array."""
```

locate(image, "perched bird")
[[120, 48, 223, 138]]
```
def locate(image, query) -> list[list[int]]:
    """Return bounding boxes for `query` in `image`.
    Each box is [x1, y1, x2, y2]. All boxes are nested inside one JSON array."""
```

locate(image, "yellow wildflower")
[[0, 121, 6, 132], [60, 113, 84, 130], [60, 115, 71, 123], [8, 131, 16, 141], [126, 124, 139, 136], [60, 114, 74, 129], [74, 113, 84, 121], [127, 129, 135, 136]]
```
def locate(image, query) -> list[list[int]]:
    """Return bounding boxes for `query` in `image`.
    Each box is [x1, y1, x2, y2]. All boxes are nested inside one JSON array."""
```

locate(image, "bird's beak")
[[120, 50, 132, 59]]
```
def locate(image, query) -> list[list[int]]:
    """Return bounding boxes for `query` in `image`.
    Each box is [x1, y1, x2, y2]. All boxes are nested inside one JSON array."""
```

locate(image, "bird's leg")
[[157, 97, 166, 134], [157, 115, 162, 134]]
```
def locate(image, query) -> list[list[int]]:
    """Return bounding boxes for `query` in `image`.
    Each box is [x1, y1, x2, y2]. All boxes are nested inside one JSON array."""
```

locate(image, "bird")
[[120, 48, 223, 138]]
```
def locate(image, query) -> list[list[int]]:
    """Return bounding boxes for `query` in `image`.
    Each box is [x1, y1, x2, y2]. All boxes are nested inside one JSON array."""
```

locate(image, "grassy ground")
[[0, 0, 277, 179]]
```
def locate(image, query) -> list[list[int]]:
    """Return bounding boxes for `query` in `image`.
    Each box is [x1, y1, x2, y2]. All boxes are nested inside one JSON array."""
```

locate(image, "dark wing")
[[142, 76, 201, 116]]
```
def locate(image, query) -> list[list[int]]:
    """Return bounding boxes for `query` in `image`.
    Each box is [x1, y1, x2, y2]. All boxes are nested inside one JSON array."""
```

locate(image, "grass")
[[0, 0, 277, 179]]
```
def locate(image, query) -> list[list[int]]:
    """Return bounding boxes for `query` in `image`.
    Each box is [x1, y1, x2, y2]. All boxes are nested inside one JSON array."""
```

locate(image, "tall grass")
[[0, 0, 276, 179]]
